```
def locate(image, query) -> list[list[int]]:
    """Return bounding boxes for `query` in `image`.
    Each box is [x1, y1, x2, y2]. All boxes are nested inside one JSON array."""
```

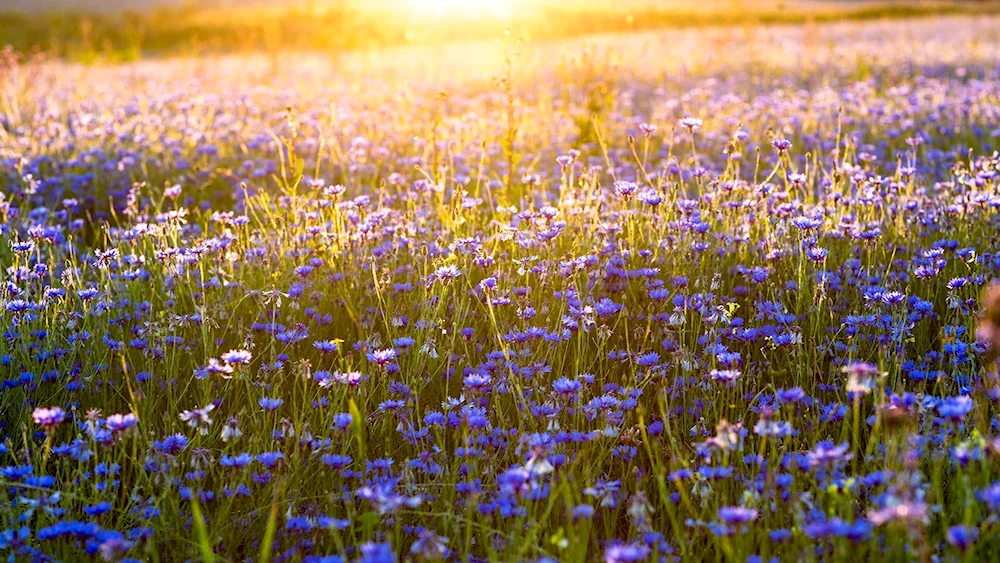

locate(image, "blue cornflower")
[[332, 413, 354, 430], [947, 525, 979, 550], [594, 298, 623, 317], [938, 395, 973, 422], [635, 352, 660, 368], [220, 453, 254, 468], [392, 336, 415, 349], [553, 377, 582, 395], [0, 527, 29, 549], [152, 434, 188, 456], [259, 397, 284, 411], [769, 529, 792, 543], [10, 240, 35, 253], [573, 505, 595, 520], [313, 340, 340, 353], [258, 452, 285, 469], [83, 502, 112, 516], [979, 482, 1000, 511], [77, 288, 99, 300], [359, 542, 395, 563]]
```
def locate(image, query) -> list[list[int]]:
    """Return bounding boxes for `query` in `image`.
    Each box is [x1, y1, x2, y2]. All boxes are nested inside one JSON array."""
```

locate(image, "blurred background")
[[1, 0, 997, 62]]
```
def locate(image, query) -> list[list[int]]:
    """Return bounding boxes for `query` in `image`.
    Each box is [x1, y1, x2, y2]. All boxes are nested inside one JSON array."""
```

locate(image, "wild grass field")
[[3, 5, 1000, 563]]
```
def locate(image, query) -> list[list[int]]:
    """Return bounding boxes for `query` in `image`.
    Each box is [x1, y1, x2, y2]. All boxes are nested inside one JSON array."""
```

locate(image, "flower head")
[[32, 406, 66, 430]]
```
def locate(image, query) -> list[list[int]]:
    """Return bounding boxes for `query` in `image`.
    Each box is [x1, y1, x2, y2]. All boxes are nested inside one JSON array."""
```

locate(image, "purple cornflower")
[[105, 413, 138, 433], [638, 189, 663, 206], [584, 479, 621, 508], [409, 529, 449, 560], [754, 415, 795, 439], [845, 362, 882, 395], [463, 372, 492, 390], [433, 265, 461, 283], [613, 181, 638, 199], [806, 247, 828, 262], [357, 481, 423, 515], [718, 506, 759, 525], [605, 542, 651, 563], [179, 404, 215, 435], [220, 349, 252, 365], [335, 370, 364, 386], [32, 406, 66, 430], [709, 369, 742, 385], [98, 537, 134, 561], [206, 358, 235, 378], [772, 139, 792, 152], [367, 348, 397, 367], [775, 387, 806, 404], [679, 117, 702, 131], [867, 500, 928, 526], [221, 416, 242, 443], [806, 440, 852, 468]]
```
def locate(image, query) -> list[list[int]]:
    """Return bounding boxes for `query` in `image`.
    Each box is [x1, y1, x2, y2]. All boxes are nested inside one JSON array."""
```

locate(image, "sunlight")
[[400, 0, 521, 20]]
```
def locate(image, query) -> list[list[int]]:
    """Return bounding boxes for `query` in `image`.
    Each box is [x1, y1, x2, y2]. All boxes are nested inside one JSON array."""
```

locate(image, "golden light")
[[399, 0, 522, 20]]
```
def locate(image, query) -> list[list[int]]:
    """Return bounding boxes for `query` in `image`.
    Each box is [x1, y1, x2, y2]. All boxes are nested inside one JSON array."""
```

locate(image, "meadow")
[[2, 9, 1000, 562]]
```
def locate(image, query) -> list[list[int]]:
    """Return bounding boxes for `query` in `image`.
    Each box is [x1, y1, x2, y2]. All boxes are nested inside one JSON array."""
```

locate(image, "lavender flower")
[[32, 406, 66, 430]]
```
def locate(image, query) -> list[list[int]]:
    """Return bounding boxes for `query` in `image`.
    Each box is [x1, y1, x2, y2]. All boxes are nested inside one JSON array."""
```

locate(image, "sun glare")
[[400, 0, 521, 20]]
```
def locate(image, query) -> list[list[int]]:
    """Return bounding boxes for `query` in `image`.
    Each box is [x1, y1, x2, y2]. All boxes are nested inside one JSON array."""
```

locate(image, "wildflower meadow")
[[3, 8, 1000, 562]]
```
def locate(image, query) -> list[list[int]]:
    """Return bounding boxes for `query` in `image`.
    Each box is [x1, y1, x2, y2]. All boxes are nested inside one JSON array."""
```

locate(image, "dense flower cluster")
[[2, 14, 1000, 562]]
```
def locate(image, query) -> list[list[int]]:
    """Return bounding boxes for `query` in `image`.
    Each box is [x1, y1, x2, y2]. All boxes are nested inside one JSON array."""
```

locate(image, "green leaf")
[[258, 500, 279, 563], [349, 397, 367, 463], [189, 495, 215, 563]]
